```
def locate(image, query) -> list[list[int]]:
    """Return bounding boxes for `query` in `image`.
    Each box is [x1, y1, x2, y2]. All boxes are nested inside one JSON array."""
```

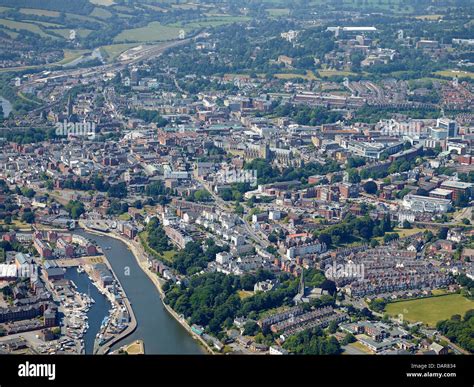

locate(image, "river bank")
[[78, 222, 212, 354]]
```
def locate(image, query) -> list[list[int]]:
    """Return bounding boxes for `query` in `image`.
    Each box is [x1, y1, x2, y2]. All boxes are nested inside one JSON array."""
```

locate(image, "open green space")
[[90, 7, 113, 19], [99, 43, 139, 61], [90, 0, 115, 6], [114, 21, 187, 43], [0, 18, 58, 39], [139, 231, 176, 264], [434, 70, 474, 80], [275, 70, 318, 80], [57, 49, 91, 65], [19, 8, 60, 17], [267, 8, 290, 17], [170, 16, 251, 29], [385, 294, 474, 327], [318, 69, 357, 78]]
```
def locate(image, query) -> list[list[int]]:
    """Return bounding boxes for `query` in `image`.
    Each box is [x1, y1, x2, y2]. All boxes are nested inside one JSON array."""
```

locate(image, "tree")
[[318, 232, 332, 247], [369, 298, 386, 313], [402, 220, 412, 229], [66, 200, 85, 219], [193, 189, 212, 202], [268, 233, 278, 243], [220, 188, 234, 201], [370, 239, 380, 248], [363, 181, 377, 195], [328, 320, 338, 334], [145, 181, 167, 197], [146, 218, 171, 254], [347, 157, 366, 169], [341, 333, 356, 346], [383, 233, 399, 244], [21, 187, 36, 199], [424, 230, 434, 242], [438, 227, 448, 240], [108, 182, 127, 199], [347, 169, 361, 184], [46, 180, 54, 191], [282, 328, 341, 355], [234, 203, 244, 215], [243, 321, 259, 336], [436, 310, 474, 353], [21, 211, 35, 224]]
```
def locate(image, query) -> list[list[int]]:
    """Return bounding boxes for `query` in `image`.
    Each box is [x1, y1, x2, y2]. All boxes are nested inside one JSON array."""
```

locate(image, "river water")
[[0, 96, 12, 118], [76, 229, 204, 354]]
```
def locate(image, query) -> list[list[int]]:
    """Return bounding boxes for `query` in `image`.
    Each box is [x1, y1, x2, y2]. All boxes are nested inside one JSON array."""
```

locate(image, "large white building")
[[402, 194, 452, 213], [286, 241, 326, 260]]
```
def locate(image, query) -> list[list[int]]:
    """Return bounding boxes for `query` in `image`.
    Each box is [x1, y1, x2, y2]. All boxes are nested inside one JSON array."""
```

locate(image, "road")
[[453, 206, 472, 223]]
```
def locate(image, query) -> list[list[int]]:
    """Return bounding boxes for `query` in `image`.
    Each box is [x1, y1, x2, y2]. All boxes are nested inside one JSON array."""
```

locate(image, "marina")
[[76, 229, 204, 354], [64, 268, 110, 354]]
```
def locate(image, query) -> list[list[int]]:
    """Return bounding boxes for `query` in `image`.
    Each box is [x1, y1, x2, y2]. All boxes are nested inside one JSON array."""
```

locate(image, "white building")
[[216, 252, 232, 265], [286, 241, 326, 260], [402, 194, 451, 213]]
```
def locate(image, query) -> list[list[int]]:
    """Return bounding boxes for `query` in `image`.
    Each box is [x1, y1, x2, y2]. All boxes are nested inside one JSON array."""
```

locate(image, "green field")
[[26, 20, 62, 27], [19, 8, 60, 17], [90, 0, 115, 6], [171, 3, 199, 10], [114, 21, 187, 43], [0, 27, 18, 38], [65, 12, 107, 26], [392, 227, 424, 238], [0, 18, 58, 39], [52, 28, 92, 39], [0, 8, 110, 44], [275, 70, 318, 80], [90, 7, 113, 19], [434, 70, 474, 80], [161, 250, 177, 262], [415, 14, 443, 20], [267, 8, 290, 17], [100, 43, 139, 61], [318, 69, 357, 77], [341, 0, 414, 13], [237, 290, 254, 300], [118, 213, 132, 221], [57, 49, 91, 65], [170, 16, 251, 29], [385, 294, 474, 327]]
